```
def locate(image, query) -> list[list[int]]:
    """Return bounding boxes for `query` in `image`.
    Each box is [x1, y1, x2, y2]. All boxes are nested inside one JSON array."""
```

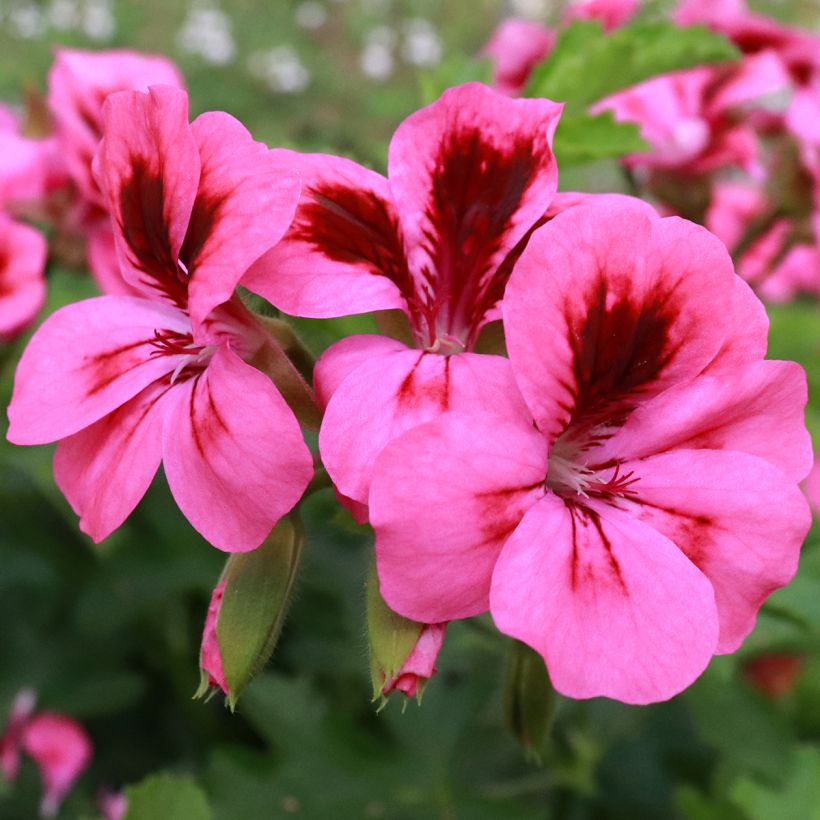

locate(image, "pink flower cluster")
[[3, 48, 812, 706]]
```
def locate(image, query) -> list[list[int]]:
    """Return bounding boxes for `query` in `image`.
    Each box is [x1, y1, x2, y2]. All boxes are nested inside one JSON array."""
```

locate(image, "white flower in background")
[[247, 47, 311, 93], [9, 4, 47, 38], [510, 0, 553, 19], [177, 2, 237, 65], [295, 1, 328, 30], [82, 0, 115, 40], [360, 25, 396, 80], [48, 0, 79, 30], [401, 18, 442, 68]]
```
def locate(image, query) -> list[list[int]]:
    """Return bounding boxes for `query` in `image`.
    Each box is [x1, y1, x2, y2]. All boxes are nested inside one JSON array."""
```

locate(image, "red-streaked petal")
[[314, 334, 408, 409], [184, 115, 301, 330], [95, 86, 199, 307], [7, 296, 188, 445], [503, 199, 735, 441], [388, 82, 561, 339], [319, 346, 531, 504], [597, 360, 812, 482], [53, 379, 172, 542], [0, 217, 46, 341], [490, 495, 718, 704], [162, 346, 313, 552], [371, 411, 547, 622], [628, 449, 810, 653], [86, 220, 145, 297], [243, 152, 412, 318]]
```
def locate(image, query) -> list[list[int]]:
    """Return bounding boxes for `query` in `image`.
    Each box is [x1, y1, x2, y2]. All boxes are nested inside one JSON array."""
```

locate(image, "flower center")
[[149, 329, 217, 384]]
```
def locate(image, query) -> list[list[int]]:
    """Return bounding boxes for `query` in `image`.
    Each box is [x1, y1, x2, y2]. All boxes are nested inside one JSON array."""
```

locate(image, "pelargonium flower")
[[481, 18, 555, 96], [7, 86, 313, 551], [245, 83, 563, 510], [369, 198, 811, 704], [0, 215, 47, 342]]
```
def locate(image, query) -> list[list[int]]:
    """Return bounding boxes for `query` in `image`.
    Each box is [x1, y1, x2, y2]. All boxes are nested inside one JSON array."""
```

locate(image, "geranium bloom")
[[7, 87, 313, 551], [245, 83, 563, 510], [481, 18, 555, 96], [370, 198, 811, 704], [0, 215, 47, 342]]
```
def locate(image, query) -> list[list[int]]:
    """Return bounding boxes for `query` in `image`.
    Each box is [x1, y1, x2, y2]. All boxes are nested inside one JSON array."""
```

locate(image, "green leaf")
[[553, 110, 648, 166], [213, 516, 304, 709], [124, 773, 212, 820], [526, 20, 739, 109]]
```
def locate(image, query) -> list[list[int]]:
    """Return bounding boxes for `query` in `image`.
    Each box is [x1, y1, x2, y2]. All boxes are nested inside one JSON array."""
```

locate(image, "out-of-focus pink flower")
[[370, 198, 811, 704], [563, 0, 640, 31], [0, 215, 47, 342], [743, 653, 803, 698], [7, 87, 313, 551], [200, 581, 228, 694], [21, 713, 92, 819], [0, 689, 36, 782], [381, 623, 446, 698], [98, 791, 128, 820], [244, 83, 563, 515], [481, 18, 555, 96]]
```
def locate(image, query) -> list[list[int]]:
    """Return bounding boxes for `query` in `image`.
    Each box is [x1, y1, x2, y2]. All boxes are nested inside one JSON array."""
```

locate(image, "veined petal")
[[503, 199, 735, 442], [627, 449, 810, 653], [95, 86, 200, 307], [53, 379, 173, 542], [243, 153, 412, 318], [184, 115, 301, 330], [314, 334, 408, 409], [319, 346, 531, 504], [388, 82, 561, 339], [162, 346, 313, 552], [7, 296, 188, 445], [0, 217, 46, 341], [490, 495, 719, 704], [371, 411, 547, 622], [597, 361, 812, 482]]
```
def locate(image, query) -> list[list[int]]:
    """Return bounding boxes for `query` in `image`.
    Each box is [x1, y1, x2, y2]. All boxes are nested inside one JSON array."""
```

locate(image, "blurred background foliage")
[[1, 0, 820, 818]]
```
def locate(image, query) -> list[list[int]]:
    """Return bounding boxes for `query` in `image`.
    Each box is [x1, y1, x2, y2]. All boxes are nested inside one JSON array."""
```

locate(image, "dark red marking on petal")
[[566, 502, 628, 595], [188, 373, 207, 458], [419, 127, 543, 345], [82, 339, 150, 397], [178, 188, 226, 274], [636, 499, 714, 570], [475, 480, 544, 546], [395, 353, 452, 411], [203, 377, 230, 435], [117, 158, 188, 308]]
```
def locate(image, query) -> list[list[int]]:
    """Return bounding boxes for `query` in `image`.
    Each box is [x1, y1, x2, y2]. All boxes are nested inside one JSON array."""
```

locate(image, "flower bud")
[[743, 653, 804, 699], [196, 515, 304, 710]]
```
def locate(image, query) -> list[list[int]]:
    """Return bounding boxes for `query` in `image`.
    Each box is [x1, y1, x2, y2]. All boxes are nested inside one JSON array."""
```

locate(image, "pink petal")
[[48, 47, 184, 204], [200, 580, 228, 693], [162, 346, 313, 551], [759, 244, 820, 303], [481, 18, 555, 96], [313, 334, 408, 409], [0, 216, 47, 341], [804, 454, 820, 515], [86, 220, 145, 297], [319, 346, 531, 504], [705, 180, 767, 252], [490, 495, 719, 704], [709, 50, 791, 112], [184, 115, 301, 330], [95, 86, 200, 307], [383, 622, 447, 697], [0, 689, 36, 782], [628, 449, 810, 652], [597, 361, 811, 482], [504, 199, 735, 442], [7, 297, 188, 445], [243, 153, 412, 318], [20, 712, 92, 819], [53, 380, 173, 542], [370, 411, 547, 622], [388, 83, 561, 339], [563, 0, 640, 31]]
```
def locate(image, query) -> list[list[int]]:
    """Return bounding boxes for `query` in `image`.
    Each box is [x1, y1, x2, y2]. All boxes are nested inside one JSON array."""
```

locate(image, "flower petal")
[[319, 346, 531, 504], [162, 347, 313, 551], [597, 360, 811, 482], [627, 449, 810, 653], [0, 217, 46, 341], [490, 494, 719, 704], [184, 114, 301, 330], [371, 411, 547, 622], [53, 380, 172, 542], [503, 199, 735, 441], [243, 153, 412, 318], [7, 297, 188, 445], [95, 86, 199, 307]]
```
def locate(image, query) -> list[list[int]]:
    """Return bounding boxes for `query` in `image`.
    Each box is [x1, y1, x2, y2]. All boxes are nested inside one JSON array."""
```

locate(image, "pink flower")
[[245, 83, 563, 512], [0, 689, 36, 782], [200, 580, 228, 694], [98, 791, 128, 820], [381, 623, 446, 698], [21, 713, 93, 818], [369, 198, 812, 704], [0, 215, 47, 341], [563, 0, 640, 31], [481, 18, 555, 96], [7, 87, 313, 551]]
